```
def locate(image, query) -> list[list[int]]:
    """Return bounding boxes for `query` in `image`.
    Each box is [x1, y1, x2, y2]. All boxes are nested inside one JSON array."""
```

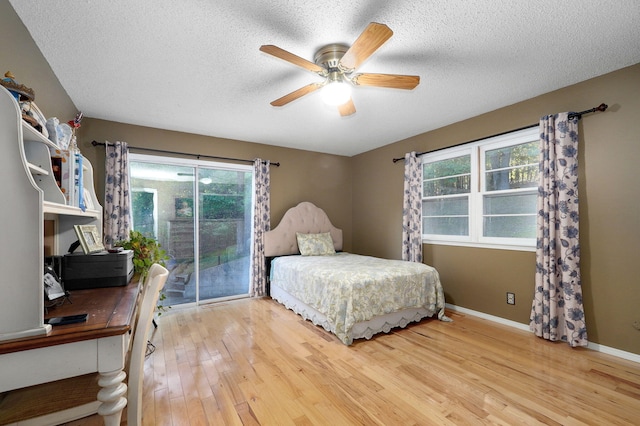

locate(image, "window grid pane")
[[423, 217, 469, 236], [423, 196, 469, 216], [483, 192, 537, 215], [423, 175, 471, 196], [485, 141, 539, 191], [483, 215, 537, 238], [485, 166, 538, 191], [423, 155, 471, 179], [485, 141, 538, 170]]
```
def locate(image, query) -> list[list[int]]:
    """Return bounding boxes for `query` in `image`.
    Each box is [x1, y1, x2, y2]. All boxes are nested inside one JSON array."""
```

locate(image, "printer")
[[62, 249, 134, 290]]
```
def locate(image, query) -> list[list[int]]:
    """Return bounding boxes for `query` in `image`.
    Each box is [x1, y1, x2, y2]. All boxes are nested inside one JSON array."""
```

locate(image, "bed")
[[265, 201, 450, 345]]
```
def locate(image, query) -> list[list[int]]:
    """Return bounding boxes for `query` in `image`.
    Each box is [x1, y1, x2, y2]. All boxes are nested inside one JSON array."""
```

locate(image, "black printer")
[[62, 250, 134, 290]]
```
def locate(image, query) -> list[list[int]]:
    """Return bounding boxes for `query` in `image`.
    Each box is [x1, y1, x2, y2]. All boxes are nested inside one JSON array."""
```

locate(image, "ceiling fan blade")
[[260, 45, 326, 75], [351, 73, 420, 90], [338, 98, 356, 116], [270, 82, 324, 107], [339, 22, 393, 72]]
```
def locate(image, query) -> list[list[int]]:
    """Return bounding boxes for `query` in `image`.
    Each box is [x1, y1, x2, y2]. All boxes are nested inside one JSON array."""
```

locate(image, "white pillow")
[[296, 232, 336, 256]]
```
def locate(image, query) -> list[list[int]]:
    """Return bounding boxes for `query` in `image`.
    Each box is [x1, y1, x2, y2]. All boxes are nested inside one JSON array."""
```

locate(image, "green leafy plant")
[[116, 230, 171, 313]]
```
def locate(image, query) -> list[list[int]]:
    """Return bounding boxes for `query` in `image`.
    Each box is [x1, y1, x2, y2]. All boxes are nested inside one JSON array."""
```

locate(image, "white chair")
[[125, 263, 168, 426], [0, 263, 168, 426]]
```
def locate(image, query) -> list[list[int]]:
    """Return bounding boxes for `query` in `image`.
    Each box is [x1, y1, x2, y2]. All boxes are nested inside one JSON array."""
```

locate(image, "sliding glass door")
[[129, 154, 253, 306]]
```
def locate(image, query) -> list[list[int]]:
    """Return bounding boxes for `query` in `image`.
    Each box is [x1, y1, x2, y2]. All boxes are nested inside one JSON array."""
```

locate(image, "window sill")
[[422, 239, 536, 252]]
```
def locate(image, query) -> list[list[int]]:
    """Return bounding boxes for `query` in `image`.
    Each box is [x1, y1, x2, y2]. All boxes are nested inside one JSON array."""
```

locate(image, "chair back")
[[127, 263, 168, 426]]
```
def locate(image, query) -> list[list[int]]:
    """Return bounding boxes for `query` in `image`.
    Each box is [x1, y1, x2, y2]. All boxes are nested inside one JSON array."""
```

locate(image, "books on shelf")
[[51, 149, 87, 211], [75, 151, 85, 211]]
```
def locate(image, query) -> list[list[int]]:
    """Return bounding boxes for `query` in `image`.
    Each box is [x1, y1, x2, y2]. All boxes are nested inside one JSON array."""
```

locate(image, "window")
[[422, 127, 539, 251]]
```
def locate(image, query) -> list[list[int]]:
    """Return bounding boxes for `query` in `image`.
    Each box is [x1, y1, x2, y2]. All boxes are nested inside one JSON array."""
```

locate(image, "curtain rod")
[[392, 103, 608, 163], [91, 140, 280, 167]]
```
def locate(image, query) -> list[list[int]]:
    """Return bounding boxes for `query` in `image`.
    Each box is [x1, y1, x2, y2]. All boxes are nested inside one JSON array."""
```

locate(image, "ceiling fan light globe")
[[322, 82, 352, 106]]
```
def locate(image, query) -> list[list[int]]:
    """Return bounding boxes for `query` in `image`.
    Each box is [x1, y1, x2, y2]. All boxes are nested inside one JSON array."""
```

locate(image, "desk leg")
[[97, 369, 128, 426]]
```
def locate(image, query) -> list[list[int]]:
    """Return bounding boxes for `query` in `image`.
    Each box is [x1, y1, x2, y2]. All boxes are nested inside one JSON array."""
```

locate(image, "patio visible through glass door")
[[129, 154, 253, 306], [195, 167, 252, 302]]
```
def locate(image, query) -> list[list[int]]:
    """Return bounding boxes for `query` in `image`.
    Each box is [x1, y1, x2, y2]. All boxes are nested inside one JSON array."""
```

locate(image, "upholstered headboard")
[[264, 201, 343, 257]]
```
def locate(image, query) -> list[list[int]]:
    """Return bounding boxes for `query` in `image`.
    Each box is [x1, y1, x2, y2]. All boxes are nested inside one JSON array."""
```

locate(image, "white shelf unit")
[[0, 86, 103, 341]]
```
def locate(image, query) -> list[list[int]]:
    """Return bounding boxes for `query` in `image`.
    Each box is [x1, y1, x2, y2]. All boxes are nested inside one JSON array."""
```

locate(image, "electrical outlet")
[[633, 321, 640, 330], [506, 292, 515, 305]]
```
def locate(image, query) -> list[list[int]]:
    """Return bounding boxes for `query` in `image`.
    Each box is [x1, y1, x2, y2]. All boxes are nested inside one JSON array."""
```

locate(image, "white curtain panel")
[[251, 158, 270, 297], [104, 141, 131, 248], [402, 151, 423, 263], [530, 113, 587, 347]]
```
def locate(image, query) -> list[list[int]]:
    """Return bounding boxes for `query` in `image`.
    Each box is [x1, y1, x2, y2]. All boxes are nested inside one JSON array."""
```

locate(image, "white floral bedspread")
[[270, 252, 447, 344]]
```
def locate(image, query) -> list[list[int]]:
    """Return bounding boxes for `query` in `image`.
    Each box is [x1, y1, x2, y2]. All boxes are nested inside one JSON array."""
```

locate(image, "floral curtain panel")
[[402, 151, 423, 263], [530, 113, 587, 347], [104, 141, 131, 248], [251, 159, 270, 297]]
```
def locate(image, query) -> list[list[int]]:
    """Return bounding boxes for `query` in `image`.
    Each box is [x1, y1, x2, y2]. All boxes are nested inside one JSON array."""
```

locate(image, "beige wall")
[[4, 0, 639, 355], [352, 63, 640, 355], [79, 119, 353, 251], [0, 1, 76, 122]]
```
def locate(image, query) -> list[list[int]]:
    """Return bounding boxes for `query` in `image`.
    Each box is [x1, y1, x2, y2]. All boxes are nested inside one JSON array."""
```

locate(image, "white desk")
[[0, 280, 140, 425]]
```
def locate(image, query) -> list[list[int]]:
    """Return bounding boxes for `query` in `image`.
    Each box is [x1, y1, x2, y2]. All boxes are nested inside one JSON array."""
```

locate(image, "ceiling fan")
[[260, 22, 420, 116]]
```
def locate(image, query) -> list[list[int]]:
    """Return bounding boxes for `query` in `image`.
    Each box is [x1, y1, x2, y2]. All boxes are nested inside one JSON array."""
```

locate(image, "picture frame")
[[175, 197, 193, 218], [44, 265, 65, 300], [73, 224, 105, 254]]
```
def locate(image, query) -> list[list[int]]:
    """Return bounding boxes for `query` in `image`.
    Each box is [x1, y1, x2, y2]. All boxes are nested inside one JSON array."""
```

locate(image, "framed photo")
[[73, 224, 105, 254], [44, 265, 65, 300], [175, 197, 193, 218]]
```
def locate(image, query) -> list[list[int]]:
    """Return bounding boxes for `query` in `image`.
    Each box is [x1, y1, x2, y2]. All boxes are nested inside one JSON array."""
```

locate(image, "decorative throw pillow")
[[296, 232, 336, 256]]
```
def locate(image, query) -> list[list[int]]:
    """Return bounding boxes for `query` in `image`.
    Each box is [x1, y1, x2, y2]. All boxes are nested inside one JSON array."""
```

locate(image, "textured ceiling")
[[9, 0, 640, 156]]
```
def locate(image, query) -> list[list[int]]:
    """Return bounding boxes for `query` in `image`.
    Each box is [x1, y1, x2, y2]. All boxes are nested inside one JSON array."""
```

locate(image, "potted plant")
[[116, 230, 170, 312]]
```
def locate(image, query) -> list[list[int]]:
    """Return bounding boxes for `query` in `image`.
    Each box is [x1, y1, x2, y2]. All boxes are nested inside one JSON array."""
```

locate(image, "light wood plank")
[[72, 297, 640, 425], [150, 388, 171, 426]]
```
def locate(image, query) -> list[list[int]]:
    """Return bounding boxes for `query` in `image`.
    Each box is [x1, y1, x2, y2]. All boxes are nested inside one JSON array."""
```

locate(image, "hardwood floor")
[[68, 297, 640, 425]]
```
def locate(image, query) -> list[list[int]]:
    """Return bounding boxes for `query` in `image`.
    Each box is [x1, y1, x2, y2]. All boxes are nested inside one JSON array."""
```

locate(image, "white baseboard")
[[445, 303, 640, 364]]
